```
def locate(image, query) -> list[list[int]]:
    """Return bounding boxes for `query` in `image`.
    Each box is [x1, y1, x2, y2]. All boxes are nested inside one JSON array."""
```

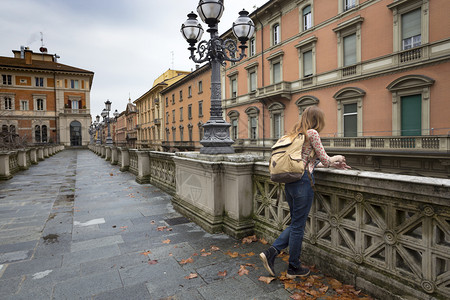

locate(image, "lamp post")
[[181, 0, 255, 154], [103, 100, 114, 145], [95, 115, 101, 145]]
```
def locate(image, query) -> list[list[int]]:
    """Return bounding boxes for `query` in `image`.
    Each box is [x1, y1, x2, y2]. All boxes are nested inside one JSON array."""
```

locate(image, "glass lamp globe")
[[197, 0, 224, 26], [232, 9, 255, 43], [181, 12, 204, 46]]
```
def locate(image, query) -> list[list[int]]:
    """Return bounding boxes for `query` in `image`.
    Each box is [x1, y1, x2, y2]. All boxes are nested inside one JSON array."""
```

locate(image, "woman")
[[260, 106, 350, 279]]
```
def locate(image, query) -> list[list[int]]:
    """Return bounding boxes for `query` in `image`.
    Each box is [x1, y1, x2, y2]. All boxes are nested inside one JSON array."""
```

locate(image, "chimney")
[[24, 48, 32, 65], [20, 46, 25, 59]]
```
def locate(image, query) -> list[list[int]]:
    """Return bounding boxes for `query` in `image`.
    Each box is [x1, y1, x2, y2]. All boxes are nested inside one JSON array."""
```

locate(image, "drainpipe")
[[54, 71, 59, 144], [255, 11, 266, 155]]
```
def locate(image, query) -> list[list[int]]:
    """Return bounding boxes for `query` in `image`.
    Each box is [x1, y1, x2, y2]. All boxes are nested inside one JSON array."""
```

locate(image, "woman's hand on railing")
[[332, 161, 351, 170]]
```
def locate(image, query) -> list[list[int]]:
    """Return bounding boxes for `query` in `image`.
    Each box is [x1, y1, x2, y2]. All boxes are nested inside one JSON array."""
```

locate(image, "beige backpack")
[[269, 134, 306, 183]]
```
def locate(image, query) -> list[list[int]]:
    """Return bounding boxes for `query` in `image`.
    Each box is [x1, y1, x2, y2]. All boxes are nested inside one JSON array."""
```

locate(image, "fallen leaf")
[[319, 286, 329, 293], [284, 281, 297, 290], [157, 226, 167, 231], [218, 270, 227, 277], [258, 276, 276, 284], [167, 228, 173, 231], [148, 260, 158, 265], [290, 292, 304, 300], [201, 252, 212, 257], [120, 226, 128, 229], [329, 278, 343, 290], [238, 265, 249, 276], [225, 251, 239, 258], [180, 257, 194, 264], [211, 246, 220, 251], [192, 253, 199, 256], [306, 289, 319, 297], [110, 173, 114, 176], [169, 253, 173, 256], [140, 251, 152, 256], [150, 220, 155, 225], [245, 263, 255, 268], [242, 235, 257, 244], [162, 239, 171, 244], [200, 248, 206, 252], [245, 252, 255, 257], [259, 238, 268, 244], [184, 273, 198, 279]]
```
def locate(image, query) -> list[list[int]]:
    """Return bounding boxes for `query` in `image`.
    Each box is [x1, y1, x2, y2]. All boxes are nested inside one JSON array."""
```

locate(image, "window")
[[245, 106, 259, 140], [343, 103, 357, 137], [179, 90, 183, 101], [166, 129, 170, 141], [166, 112, 169, 124], [35, 77, 44, 87], [402, 8, 421, 50], [2, 75, 12, 85], [231, 119, 238, 140], [269, 102, 285, 139], [71, 100, 79, 110], [302, 5, 312, 31], [188, 104, 192, 119], [70, 80, 79, 89], [249, 38, 256, 56], [272, 23, 280, 45], [188, 86, 192, 98], [231, 78, 237, 98], [199, 101, 203, 117], [172, 127, 176, 141], [334, 87, 365, 137], [273, 62, 281, 83], [198, 81, 203, 93], [20, 100, 28, 111], [180, 126, 184, 141], [303, 50, 313, 77], [4, 97, 12, 110], [188, 125, 193, 141], [343, 33, 357, 66], [198, 122, 204, 140], [166, 97, 168, 107], [36, 99, 44, 111], [296, 96, 319, 116], [180, 107, 183, 121], [35, 125, 41, 143], [42, 125, 47, 142], [249, 71, 257, 92], [172, 94, 175, 104], [172, 109, 175, 123], [344, 0, 356, 11]]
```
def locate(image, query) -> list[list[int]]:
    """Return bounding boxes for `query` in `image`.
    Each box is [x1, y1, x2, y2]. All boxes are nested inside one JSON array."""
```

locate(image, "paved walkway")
[[0, 150, 374, 300]]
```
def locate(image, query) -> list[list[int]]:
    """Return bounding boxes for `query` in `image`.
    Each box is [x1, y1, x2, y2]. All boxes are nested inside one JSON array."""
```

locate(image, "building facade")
[[0, 47, 94, 147], [221, 0, 450, 149], [134, 69, 190, 150], [160, 65, 211, 152], [115, 99, 137, 148]]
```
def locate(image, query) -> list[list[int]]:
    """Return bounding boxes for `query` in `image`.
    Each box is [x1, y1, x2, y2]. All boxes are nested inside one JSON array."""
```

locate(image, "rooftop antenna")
[[171, 51, 174, 69], [39, 32, 48, 53]]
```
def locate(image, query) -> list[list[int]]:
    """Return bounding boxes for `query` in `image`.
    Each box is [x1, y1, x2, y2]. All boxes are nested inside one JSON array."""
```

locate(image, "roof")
[[160, 63, 210, 94], [0, 56, 94, 75]]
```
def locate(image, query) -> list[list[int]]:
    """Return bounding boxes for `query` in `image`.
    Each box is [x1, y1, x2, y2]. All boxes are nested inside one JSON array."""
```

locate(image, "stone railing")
[[252, 162, 450, 300], [88, 146, 450, 299], [128, 150, 138, 176], [0, 145, 64, 180]]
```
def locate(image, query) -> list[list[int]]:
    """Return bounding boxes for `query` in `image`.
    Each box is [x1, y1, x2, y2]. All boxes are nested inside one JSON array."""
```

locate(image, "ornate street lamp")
[[102, 100, 114, 145], [95, 115, 101, 145], [181, 0, 255, 154]]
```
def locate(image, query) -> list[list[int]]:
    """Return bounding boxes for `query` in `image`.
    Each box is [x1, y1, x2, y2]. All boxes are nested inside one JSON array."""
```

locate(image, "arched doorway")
[[70, 121, 82, 146]]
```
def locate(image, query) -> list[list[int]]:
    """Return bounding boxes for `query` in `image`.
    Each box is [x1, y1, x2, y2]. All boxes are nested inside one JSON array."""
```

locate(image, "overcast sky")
[[0, 0, 268, 119]]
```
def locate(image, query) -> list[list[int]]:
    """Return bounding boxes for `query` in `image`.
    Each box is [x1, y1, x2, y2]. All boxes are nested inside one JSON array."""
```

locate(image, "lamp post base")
[[106, 137, 113, 145], [199, 121, 235, 155]]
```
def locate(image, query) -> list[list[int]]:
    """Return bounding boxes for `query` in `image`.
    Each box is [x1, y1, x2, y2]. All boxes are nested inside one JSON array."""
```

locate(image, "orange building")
[[0, 47, 94, 146], [115, 99, 137, 148], [221, 0, 450, 151], [134, 69, 190, 150], [160, 64, 211, 152]]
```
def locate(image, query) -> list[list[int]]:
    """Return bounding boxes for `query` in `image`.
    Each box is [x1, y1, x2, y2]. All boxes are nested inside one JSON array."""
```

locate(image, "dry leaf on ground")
[[184, 273, 198, 280], [242, 235, 257, 244], [290, 292, 305, 300], [259, 238, 268, 244], [258, 276, 276, 284], [140, 251, 152, 256], [225, 251, 239, 258], [157, 226, 167, 231], [201, 252, 212, 257], [211, 246, 220, 251], [218, 270, 227, 277], [162, 239, 171, 244], [238, 265, 249, 276], [148, 260, 158, 265], [180, 257, 194, 264]]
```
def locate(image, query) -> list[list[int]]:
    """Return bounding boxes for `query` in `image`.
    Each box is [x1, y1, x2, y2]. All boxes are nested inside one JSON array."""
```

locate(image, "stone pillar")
[[172, 153, 263, 238], [136, 151, 150, 184], [17, 149, 29, 170], [0, 152, 12, 180], [105, 147, 112, 161], [37, 148, 44, 161], [101, 146, 106, 158], [118, 147, 129, 172], [30, 148, 38, 164], [111, 147, 118, 165], [43, 147, 49, 158]]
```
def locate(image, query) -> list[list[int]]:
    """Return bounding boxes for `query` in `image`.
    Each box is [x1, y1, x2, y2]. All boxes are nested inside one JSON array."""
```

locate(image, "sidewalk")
[[0, 150, 374, 299]]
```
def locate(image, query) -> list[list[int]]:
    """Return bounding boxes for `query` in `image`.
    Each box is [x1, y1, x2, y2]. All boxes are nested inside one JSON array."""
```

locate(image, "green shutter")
[[401, 95, 421, 136]]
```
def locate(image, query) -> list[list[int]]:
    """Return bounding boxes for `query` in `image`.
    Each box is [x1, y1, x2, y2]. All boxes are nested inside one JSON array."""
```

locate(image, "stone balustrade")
[[90, 146, 450, 300], [0, 145, 64, 180]]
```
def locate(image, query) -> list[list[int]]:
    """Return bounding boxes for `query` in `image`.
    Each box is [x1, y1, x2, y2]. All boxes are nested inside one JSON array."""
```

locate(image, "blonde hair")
[[288, 106, 325, 139]]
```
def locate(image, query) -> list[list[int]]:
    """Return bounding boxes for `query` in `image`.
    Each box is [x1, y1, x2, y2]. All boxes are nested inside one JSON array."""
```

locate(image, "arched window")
[[35, 125, 41, 143], [268, 102, 285, 139], [42, 125, 48, 143], [296, 96, 319, 116], [245, 106, 260, 140], [198, 122, 204, 141], [333, 87, 366, 137], [227, 110, 240, 140]]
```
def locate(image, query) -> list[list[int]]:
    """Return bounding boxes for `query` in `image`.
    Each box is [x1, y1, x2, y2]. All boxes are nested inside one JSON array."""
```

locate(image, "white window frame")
[[245, 106, 260, 140], [333, 16, 363, 70], [33, 95, 47, 111], [272, 23, 280, 46], [333, 87, 365, 137], [227, 110, 240, 140], [300, 3, 313, 32], [35, 77, 44, 87], [267, 50, 284, 84], [20, 100, 29, 111], [70, 79, 79, 89], [339, 0, 359, 13], [2, 74, 12, 86], [249, 37, 256, 56], [2, 95, 14, 110], [296, 36, 317, 81], [296, 96, 319, 117], [268, 102, 285, 139], [245, 62, 259, 94]]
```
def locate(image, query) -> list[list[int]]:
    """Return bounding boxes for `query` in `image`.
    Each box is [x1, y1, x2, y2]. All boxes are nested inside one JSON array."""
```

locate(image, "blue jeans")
[[272, 172, 314, 269]]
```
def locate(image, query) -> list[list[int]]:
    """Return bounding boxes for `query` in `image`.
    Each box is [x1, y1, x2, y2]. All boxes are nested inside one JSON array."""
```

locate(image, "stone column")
[[0, 152, 12, 180], [30, 148, 38, 164], [37, 148, 44, 161], [172, 153, 263, 238], [43, 147, 49, 158], [111, 147, 118, 165], [105, 147, 112, 161], [17, 149, 29, 170], [101, 146, 106, 158], [118, 147, 129, 172], [136, 151, 151, 184]]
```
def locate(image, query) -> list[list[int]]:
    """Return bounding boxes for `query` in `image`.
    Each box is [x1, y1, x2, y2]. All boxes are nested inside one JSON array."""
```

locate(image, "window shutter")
[[303, 5, 311, 15], [303, 50, 313, 76], [343, 34, 357, 66], [402, 9, 421, 39]]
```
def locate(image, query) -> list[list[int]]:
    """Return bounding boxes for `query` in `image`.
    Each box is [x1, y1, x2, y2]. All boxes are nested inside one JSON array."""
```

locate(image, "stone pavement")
[[0, 150, 374, 300]]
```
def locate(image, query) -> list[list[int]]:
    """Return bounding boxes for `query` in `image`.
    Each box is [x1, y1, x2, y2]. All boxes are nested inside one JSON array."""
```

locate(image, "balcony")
[[154, 118, 161, 125], [63, 109, 90, 114], [256, 81, 291, 100]]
